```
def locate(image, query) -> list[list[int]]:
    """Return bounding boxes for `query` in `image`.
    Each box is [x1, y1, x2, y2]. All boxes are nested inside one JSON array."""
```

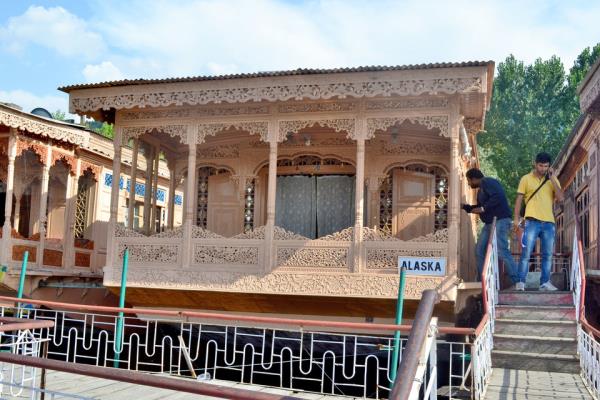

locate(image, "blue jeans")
[[518, 219, 555, 284], [476, 218, 519, 283]]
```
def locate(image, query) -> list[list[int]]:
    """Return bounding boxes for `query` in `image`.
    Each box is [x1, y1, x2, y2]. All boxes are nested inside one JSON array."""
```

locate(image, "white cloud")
[[82, 0, 600, 82], [0, 89, 73, 118], [82, 61, 124, 82], [0, 5, 105, 59]]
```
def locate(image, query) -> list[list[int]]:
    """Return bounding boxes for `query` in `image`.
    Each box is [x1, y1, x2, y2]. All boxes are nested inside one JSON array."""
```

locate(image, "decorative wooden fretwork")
[[277, 155, 348, 167], [243, 179, 256, 233], [74, 171, 94, 239], [378, 175, 393, 234], [195, 167, 229, 228]]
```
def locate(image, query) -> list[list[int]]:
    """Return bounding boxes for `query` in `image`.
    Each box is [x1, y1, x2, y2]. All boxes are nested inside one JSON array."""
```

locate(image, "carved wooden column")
[[37, 144, 52, 266], [264, 121, 279, 272], [353, 121, 366, 272], [150, 146, 160, 233], [143, 143, 153, 235], [63, 159, 81, 268], [127, 138, 139, 230], [1, 131, 17, 266], [167, 158, 176, 230], [182, 127, 197, 267], [447, 109, 462, 279], [106, 127, 123, 269]]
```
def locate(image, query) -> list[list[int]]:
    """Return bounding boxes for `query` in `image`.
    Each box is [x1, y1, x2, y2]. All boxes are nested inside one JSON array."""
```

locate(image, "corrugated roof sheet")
[[59, 61, 494, 92]]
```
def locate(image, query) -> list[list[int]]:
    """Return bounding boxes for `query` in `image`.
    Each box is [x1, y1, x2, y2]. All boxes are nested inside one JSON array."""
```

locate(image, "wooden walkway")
[[28, 370, 360, 399], [484, 368, 592, 399]]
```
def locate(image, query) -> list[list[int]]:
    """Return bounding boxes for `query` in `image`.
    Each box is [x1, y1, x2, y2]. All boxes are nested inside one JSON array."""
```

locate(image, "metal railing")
[[571, 220, 600, 399], [0, 317, 54, 399], [470, 219, 499, 400], [0, 295, 477, 399]]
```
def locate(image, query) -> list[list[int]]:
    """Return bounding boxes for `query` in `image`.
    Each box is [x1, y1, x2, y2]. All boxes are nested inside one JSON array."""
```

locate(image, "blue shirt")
[[476, 177, 512, 224]]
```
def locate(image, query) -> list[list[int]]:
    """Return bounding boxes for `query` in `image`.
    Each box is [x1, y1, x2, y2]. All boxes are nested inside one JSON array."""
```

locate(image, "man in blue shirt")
[[462, 168, 518, 285]]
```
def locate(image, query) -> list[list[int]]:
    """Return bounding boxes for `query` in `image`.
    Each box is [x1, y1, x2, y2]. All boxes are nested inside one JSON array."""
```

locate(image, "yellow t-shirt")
[[517, 172, 560, 223]]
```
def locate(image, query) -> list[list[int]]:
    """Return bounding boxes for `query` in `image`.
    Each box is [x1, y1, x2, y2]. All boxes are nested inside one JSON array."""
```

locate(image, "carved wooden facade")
[[60, 62, 494, 312]]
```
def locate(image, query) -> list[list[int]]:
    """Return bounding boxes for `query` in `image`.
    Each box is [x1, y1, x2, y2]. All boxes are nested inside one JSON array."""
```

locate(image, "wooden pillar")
[[167, 159, 176, 230], [106, 127, 123, 269], [265, 122, 278, 272], [143, 143, 153, 234], [150, 147, 160, 233], [1, 131, 17, 266], [37, 144, 52, 266], [182, 128, 197, 267], [448, 111, 462, 278], [63, 159, 81, 268], [353, 133, 366, 272], [128, 138, 139, 230]]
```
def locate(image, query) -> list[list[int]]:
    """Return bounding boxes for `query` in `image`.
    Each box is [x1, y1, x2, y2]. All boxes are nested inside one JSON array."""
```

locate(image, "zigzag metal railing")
[[571, 219, 600, 399], [0, 295, 476, 399], [471, 218, 499, 400]]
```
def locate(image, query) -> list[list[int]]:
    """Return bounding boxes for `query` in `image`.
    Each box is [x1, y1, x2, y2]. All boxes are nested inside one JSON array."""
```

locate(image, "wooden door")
[[207, 174, 241, 237], [392, 170, 435, 240]]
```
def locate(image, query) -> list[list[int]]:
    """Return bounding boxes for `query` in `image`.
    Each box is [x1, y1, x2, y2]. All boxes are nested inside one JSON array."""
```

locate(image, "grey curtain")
[[275, 176, 317, 238], [316, 176, 355, 237]]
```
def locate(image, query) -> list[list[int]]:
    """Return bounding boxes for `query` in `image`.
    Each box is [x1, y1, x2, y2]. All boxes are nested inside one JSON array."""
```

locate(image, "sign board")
[[398, 257, 446, 276]]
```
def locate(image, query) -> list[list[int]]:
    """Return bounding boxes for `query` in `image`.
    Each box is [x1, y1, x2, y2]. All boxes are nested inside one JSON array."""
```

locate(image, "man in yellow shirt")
[[513, 152, 564, 291]]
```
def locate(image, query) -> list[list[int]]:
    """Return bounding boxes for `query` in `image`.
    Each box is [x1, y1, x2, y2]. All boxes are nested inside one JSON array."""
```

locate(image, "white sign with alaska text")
[[397, 257, 446, 276]]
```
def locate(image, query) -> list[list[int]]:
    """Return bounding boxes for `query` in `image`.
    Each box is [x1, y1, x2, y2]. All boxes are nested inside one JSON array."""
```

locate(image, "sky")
[[0, 0, 599, 116]]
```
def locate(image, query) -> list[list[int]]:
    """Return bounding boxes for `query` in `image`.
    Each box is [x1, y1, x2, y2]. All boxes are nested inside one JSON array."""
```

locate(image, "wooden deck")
[[32, 370, 361, 399]]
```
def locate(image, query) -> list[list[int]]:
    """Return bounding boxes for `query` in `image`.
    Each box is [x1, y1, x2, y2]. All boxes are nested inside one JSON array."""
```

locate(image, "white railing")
[[578, 326, 600, 398], [470, 219, 499, 400], [0, 303, 475, 399], [570, 226, 583, 323], [571, 222, 600, 399], [407, 317, 438, 400], [0, 329, 47, 399]]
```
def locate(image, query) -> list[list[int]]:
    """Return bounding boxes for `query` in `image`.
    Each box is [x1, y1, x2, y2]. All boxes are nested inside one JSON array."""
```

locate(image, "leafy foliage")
[[478, 44, 600, 205]]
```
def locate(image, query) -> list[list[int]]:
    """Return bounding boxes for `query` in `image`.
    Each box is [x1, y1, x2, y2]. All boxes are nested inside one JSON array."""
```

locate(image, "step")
[[496, 305, 576, 321], [492, 350, 580, 373], [486, 368, 593, 400], [499, 291, 573, 306], [495, 318, 577, 338], [494, 334, 577, 355]]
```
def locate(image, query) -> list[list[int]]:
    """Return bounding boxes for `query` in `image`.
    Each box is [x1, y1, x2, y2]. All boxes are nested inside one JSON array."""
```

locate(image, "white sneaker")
[[516, 282, 525, 291], [539, 282, 558, 291]]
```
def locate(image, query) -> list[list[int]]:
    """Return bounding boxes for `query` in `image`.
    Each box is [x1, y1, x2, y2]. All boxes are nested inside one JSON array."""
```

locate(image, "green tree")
[[478, 45, 600, 206], [51, 110, 67, 121]]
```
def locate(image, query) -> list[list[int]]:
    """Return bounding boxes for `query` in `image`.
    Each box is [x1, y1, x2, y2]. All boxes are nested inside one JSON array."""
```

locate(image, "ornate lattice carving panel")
[[0, 108, 89, 146], [366, 98, 449, 110], [71, 77, 482, 111], [278, 101, 358, 113], [194, 245, 259, 265], [277, 247, 349, 269], [273, 226, 309, 240], [279, 119, 356, 141], [197, 121, 268, 144], [118, 244, 179, 264], [232, 226, 266, 239], [106, 267, 448, 300], [377, 140, 449, 155], [366, 248, 446, 270], [16, 139, 48, 165], [120, 105, 270, 120], [122, 125, 187, 144], [197, 144, 239, 159], [151, 226, 183, 238], [367, 116, 449, 138], [191, 226, 225, 239]]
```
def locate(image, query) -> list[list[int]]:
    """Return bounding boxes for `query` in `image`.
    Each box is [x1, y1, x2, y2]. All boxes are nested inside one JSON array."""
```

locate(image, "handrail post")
[[390, 266, 407, 384], [390, 289, 439, 400], [114, 248, 129, 368]]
